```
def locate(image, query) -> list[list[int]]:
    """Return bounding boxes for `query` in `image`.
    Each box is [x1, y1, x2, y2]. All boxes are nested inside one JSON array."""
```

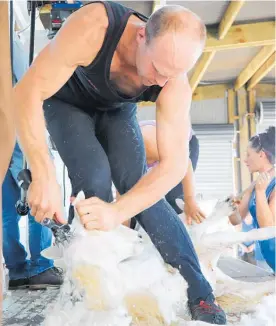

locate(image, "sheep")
[[175, 198, 275, 314], [43, 194, 275, 326], [44, 191, 187, 326]]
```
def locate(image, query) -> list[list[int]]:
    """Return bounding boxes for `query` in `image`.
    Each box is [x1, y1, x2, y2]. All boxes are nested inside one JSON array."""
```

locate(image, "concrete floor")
[[3, 288, 59, 326]]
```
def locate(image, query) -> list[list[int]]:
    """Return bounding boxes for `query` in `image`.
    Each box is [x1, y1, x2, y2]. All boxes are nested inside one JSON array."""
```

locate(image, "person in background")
[[229, 126, 275, 273], [2, 32, 63, 290], [140, 120, 206, 224]]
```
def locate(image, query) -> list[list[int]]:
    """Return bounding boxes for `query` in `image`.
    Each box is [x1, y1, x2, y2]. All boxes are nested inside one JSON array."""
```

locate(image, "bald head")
[[145, 5, 206, 49]]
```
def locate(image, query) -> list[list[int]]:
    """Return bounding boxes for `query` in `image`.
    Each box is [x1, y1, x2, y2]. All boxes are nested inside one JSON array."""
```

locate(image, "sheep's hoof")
[[165, 264, 177, 274]]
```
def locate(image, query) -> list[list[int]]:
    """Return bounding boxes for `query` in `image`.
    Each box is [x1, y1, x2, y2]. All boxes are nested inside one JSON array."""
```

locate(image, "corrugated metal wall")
[[190, 98, 228, 124], [193, 124, 235, 199]]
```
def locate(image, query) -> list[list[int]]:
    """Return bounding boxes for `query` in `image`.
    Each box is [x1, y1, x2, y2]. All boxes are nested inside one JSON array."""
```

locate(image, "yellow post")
[[0, 1, 15, 315], [227, 89, 236, 124], [237, 88, 251, 190], [248, 90, 257, 181]]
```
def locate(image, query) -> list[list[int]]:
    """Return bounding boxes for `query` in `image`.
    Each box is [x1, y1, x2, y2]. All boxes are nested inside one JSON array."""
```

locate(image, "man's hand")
[[28, 177, 65, 224], [255, 172, 272, 193], [76, 197, 122, 231], [184, 198, 206, 225]]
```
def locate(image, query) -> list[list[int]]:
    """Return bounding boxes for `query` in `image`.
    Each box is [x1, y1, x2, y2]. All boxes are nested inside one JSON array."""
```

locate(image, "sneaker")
[[29, 267, 64, 290], [189, 294, 227, 325], [9, 278, 30, 290]]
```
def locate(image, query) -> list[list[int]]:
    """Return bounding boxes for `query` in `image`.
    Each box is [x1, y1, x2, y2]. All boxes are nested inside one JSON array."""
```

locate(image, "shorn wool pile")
[[43, 192, 275, 326]]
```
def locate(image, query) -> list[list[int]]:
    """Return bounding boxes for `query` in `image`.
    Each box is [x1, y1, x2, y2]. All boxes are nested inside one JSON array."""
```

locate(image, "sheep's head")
[[176, 197, 234, 245]]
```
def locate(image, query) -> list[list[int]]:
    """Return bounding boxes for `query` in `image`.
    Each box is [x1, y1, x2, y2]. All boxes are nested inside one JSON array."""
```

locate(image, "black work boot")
[[9, 278, 30, 290], [29, 267, 64, 290], [189, 294, 227, 325]]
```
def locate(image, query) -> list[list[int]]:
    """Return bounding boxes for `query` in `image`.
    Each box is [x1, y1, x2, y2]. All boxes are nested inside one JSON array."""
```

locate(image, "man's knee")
[[113, 160, 147, 195], [71, 166, 113, 202]]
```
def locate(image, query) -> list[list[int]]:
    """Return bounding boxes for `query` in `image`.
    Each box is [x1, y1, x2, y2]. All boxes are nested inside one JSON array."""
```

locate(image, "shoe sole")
[[29, 284, 61, 290], [8, 285, 29, 290]]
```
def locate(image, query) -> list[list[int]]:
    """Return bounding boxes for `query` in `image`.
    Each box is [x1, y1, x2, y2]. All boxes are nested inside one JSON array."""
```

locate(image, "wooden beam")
[[247, 52, 276, 90], [152, 0, 161, 12], [255, 83, 276, 98], [218, 0, 245, 40], [237, 88, 251, 190], [248, 89, 257, 181], [190, 1, 243, 96], [0, 1, 14, 183], [0, 1, 15, 320], [138, 84, 230, 107], [235, 45, 275, 90], [248, 89, 256, 138], [228, 89, 236, 124], [205, 21, 275, 52], [189, 51, 216, 92], [192, 84, 230, 101]]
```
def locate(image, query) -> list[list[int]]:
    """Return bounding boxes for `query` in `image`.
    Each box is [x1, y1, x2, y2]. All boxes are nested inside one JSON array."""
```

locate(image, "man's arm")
[[182, 159, 195, 201], [181, 159, 206, 224], [115, 75, 191, 222], [14, 3, 108, 222]]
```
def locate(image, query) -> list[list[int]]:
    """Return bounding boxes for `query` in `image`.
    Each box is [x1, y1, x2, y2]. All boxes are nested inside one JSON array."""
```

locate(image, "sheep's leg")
[[201, 227, 276, 248]]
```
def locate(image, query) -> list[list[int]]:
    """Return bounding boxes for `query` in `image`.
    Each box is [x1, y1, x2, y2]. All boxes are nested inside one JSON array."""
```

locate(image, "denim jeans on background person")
[[2, 143, 54, 280], [1, 33, 54, 280]]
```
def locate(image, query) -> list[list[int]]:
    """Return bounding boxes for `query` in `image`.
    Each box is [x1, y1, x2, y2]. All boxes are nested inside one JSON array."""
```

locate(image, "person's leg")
[[2, 166, 29, 285], [28, 215, 54, 276], [98, 104, 212, 303], [43, 97, 113, 203], [165, 134, 200, 214], [9, 143, 56, 279], [189, 135, 200, 171]]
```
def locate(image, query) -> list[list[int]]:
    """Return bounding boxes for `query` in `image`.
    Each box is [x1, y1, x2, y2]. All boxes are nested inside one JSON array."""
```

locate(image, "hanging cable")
[[16, 0, 38, 217], [9, 0, 14, 83], [29, 0, 36, 65]]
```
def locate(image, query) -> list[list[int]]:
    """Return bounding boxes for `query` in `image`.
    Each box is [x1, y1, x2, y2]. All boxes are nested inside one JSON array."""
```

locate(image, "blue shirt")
[[249, 177, 276, 271]]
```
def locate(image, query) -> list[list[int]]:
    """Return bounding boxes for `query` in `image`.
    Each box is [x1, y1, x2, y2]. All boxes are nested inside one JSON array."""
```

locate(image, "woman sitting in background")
[[229, 126, 275, 273]]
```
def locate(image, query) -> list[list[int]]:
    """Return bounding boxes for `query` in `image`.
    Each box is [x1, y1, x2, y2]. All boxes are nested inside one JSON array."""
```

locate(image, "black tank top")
[[54, 1, 162, 111]]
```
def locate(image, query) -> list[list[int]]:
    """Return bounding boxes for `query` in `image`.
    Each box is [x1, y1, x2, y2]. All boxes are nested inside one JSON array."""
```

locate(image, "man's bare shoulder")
[[50, 2, 109, 67], [68, 2, 109, 31]]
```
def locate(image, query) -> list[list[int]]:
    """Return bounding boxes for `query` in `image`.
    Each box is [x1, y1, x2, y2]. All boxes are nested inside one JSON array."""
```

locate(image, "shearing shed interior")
[[0, 0, 275, 325]]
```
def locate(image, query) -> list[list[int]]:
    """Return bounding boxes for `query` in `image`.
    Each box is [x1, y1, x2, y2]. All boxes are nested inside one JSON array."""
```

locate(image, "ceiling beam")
[[235, 45, 275, 90], [192, 84, 230, 101], [218, 0, 245, 40], [255, 84, 276, 98], [138, 84, 230, 106], [189, 52, 216, 92], [247, 52, 276, 90], [205, 21, 275, 52], [191, 1, 245, 93]]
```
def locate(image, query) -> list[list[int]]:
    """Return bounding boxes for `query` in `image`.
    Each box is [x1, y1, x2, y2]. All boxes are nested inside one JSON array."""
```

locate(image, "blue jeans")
[[43, 95, 213, 302], [2, 143, 54, 280]]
